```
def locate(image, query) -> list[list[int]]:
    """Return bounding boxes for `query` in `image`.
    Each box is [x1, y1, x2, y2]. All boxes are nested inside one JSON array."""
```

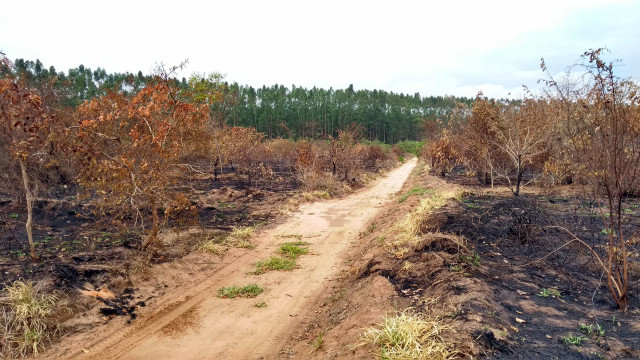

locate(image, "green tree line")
[[8, 58, 505, 142]]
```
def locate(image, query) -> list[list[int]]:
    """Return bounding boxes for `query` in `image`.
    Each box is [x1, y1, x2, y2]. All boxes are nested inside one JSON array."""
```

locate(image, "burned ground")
[[0, 167, 299, 334], [283, 164, 640, 359]]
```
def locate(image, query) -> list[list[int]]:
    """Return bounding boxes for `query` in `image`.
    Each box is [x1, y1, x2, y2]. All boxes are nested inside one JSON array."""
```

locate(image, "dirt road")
[[55, 158, 416, 360]]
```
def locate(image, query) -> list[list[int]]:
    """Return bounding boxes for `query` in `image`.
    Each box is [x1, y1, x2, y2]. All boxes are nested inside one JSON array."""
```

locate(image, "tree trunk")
[[18, 158, 37, 260], [490, 170, 494, 189], [143, 199, 162, 251], [514, 155, 523, 196]]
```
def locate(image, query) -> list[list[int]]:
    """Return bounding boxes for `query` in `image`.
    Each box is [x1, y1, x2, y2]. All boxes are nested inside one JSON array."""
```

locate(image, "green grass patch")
[[252, 256, 296, 274], [217, 284, 264, 298], [278, 242, 309, 259], [398, 186, 432, 203]]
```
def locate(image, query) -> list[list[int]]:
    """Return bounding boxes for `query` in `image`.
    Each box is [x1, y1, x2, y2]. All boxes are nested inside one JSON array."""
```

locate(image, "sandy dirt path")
[[55, 158, 416, 360]]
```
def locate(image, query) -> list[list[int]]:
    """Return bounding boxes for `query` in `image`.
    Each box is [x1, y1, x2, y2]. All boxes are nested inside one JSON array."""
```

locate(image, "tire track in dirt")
[[49, 158, 417, 360]]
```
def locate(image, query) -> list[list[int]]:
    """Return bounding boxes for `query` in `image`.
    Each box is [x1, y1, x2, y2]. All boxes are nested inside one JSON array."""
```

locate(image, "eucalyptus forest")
[[9, 58, 479, 142]]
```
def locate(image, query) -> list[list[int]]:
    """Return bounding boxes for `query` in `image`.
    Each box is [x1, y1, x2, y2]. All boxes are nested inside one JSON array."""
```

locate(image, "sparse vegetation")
[[229, 226, 254, 242], [225, 226, 255, 248], [579, 324, 593, 335], [537, 288, 561, 299], [217, 284, 264, 299], [459, 250, 480, 266], [278, 242, 309, 259], [563, 333, 587, 346], [398, 186, 432, 203], [252, 256, 297, 274], [309, 330, 324, 353], [199, 239, 226, 255]]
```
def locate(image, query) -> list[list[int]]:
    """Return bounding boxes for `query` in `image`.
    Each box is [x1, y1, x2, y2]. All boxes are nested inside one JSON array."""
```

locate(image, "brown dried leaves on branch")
[[73, 81, 210, 251], [544, 49, 640, 310], [0, 74, 54, 260]]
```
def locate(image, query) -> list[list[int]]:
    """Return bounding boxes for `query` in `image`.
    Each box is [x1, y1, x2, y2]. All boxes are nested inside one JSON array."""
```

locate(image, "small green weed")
[[255, 302, 267, 308], [309, 330, 324, 353], [217, 284, 264, 298], [579, 324, 593, 335], [365, 222, 377, 234], [460, 251, 480, 266], [329, 287, 347, 302], [538, 288, 561, 298], [563, 333, 587, 346], [600, 228, 615, 236], [8, 213, 19, 219]]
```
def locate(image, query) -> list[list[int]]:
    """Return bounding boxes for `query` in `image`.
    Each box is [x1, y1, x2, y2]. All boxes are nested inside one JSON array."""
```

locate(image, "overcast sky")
[[1, 0, 638, 98]]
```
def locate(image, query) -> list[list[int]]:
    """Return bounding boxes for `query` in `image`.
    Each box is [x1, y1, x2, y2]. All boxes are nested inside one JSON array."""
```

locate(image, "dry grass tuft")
[[387, 189, 463, 257], [300, 190, 332, 201], [0, 281, 58, 359], [198, 239, 226, 256], [225, 226, 255, 249], [229, 226, 254, 242], [358, 308, 458, 360], [198, 227, 256, 254]]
